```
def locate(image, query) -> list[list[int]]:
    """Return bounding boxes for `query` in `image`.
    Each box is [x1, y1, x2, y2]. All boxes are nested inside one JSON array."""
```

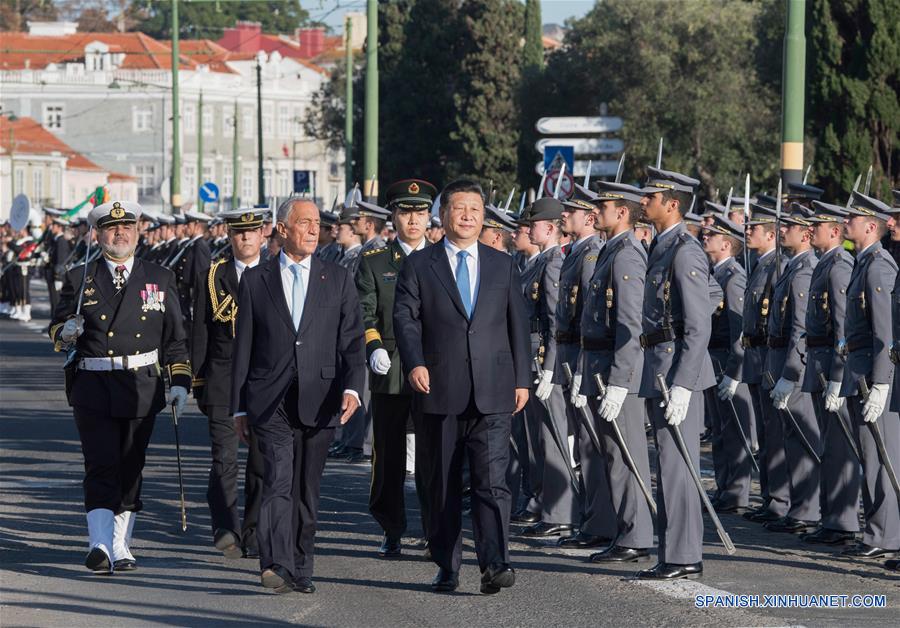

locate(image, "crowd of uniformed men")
[[4, 164, 900, 588]]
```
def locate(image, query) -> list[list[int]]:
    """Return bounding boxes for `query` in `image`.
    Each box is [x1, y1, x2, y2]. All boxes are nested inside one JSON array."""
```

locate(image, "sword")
[[817, 372, 861, 464], [711, 358, 760, 474], [802, 164, 812, 185], [171, 402, 188, 532], [774, 179, 783, 281], [743, 173, 751, 271], [863, 164, 873, 196], [592, 372, 657, 516], [857, 378, 900, 504], [536, 170, 548, 200], [723, 187, 734, 214], [655, 138, 663, 169], [846, 174, 861, 209], [553, 162, 567, 200], [63, 226, 94, 369], [656, 374, 736, 555], [763, 371, 821, 464], [583, 160, 592, 189], [504, 187, 516, 213], [615, 152, 626, 183], [533, 357, 583, 500]]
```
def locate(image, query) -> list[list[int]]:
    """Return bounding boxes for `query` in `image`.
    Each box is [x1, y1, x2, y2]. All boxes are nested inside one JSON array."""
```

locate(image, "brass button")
[[134, 350, 140, 354], [108, 331, 114, 337], [141, 315, 147, 321], [135, 333, 141, 338], [100, 314, 107, 320], [107, 350, 114, 356]]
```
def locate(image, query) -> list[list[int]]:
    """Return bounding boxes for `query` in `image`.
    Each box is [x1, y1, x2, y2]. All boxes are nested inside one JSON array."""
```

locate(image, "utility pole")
[[197, 89, 204, 210], [232, 100, 239, 210], [256, 54, 265, 206], [170, 0, 182, 212], [363, 0, 378, 200], [780, 0, 805, 186], [344, 15, 353, 187]]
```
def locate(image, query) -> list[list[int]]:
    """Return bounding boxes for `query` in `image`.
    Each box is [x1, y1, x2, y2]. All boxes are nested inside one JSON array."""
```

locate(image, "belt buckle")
[[639, 334, 649, 349], [123, 354, 130, 370]]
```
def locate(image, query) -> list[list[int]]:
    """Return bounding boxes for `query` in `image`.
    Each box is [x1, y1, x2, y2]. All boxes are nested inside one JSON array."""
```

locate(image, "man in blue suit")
[[231, 197, 365, 594], [394, 179, 531, 594]]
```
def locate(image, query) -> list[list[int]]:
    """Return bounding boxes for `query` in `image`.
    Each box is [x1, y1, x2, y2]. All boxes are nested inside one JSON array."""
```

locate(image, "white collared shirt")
[[444, 238, 479, 304], [713, 257, 733, 272], [279, 250, 311, 317], [234, 256, 260, 283], [398, 238, 427, 257], [343, 243, 362, 255], [104, 255, 135, 282]]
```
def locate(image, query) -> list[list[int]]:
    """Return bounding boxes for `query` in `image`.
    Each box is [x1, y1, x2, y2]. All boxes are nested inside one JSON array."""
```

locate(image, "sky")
[[304, 0, 596, 32]]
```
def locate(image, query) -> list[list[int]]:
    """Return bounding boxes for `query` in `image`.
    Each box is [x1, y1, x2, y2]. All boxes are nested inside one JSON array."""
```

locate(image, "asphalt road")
[[1, 282, 898, 627]]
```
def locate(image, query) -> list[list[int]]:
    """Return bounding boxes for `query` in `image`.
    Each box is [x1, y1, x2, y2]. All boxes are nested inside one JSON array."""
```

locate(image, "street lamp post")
[[256, 53, 265, 206], [363, 0, 378, 200], [170, 0, 182, 210]]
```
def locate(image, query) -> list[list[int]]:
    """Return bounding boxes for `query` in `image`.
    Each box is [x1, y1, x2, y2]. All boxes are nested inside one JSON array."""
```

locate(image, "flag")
[[62, 186, 107, 219]]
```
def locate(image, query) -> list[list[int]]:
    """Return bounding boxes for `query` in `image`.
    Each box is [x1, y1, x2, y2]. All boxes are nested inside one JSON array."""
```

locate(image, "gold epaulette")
[[364, 246, 389, 257], [207, 258, 237, 336]]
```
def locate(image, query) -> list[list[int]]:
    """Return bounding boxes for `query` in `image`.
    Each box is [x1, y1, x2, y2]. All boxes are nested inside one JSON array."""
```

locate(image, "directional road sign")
[[535, 137, 624, 155], [199, 182, 219, 203], [535, 116, 623, 135]]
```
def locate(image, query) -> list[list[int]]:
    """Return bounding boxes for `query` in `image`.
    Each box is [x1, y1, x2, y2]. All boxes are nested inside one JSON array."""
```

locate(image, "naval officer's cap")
[[88, 200, 141, 229], [219, 208, 266, 231]]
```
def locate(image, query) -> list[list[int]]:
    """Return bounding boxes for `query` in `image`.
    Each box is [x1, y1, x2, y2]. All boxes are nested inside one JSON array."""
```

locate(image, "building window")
[[32, 169, 43, 200], [223, 106, 234, 136], [14, 168, 24, 195], [262, 104, 273, 137], [223, 164, 233, 197], [49, 168, 60, 203], [202, 107, 213, 136], [293, 106, 304, 135], [133, 164, 156, 196], [183, 103, 196, 134], [278, 104, 290, 136], [263, 168, 273, 197], [43, 104, 64, 131], [242, 167, 254, 201], [133, 105, 153, 132], [183, 165, 197, 200], [201, 166, 213, 193], [277, 169, 290, 196], [242, 107, 253, 139]]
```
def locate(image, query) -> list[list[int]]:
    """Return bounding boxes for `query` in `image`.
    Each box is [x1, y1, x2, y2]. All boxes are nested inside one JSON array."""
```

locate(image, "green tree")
[[517, 0, 543, 188], [522, 0, 542, 72], [808, 0, 899, 199], [127, 0, 308, 39], [0, 0, 58, 31]]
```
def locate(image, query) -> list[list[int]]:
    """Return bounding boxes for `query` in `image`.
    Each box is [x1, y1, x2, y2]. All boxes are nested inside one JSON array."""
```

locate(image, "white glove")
[[599, 384, 628, 422], [54, 280, 63, 292], [663, 385, 692, 426], [368, 348, 392, 375], [863, 383, 888, 423], [824, 380, 844, 413], [60, 315, 84, 342], [569, 374, 586, 408], [535, 370, 554, 401], [717, 375, 739, 401], [167, 385, 188, 416], [770, 377, 795, 410]]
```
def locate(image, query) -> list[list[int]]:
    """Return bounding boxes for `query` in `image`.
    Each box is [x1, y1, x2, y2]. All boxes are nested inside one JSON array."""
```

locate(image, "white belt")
[[78, 349, 159, 371]]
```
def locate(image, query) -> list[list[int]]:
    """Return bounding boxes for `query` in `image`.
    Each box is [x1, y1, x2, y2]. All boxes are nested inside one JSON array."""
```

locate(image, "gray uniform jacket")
[[764, 249, 817, 385], [534, 246, 563, 371], [709, 256, 746, 381], [741, 250, 788, 385], [801, 246, 853, 393], [554, 235, 603, 382], [339, 244, 363, 275], [579, 230, 646, 396], [520, 252, 543, 362], [640, 222, 720, 398], [841, 242, 898, 397]]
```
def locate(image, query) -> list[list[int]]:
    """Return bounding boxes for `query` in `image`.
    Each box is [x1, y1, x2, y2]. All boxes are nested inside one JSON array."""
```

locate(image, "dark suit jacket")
[[230, 254, 366, 428], [394, 239, 531, 416], [191, 255, 240, 407]]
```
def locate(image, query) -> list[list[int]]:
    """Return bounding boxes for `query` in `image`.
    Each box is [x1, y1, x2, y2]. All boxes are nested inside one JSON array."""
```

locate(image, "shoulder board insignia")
[[364, 246, 389, 257], [585, 254, 598, 262]]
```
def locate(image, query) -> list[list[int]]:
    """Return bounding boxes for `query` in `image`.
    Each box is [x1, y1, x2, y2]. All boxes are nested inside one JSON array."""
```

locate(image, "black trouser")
[[420, 398, 512, 574], [369, 393, 428, 539], [253, 385, 333, 581], [46, 273, 59, 315], [73, 405, 155, 513], [203, 404, 264, 550]]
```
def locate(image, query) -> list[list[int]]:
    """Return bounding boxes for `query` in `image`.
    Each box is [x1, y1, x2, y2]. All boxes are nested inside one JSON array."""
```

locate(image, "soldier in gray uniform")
[[509, 215, 544, 522], [763, 205, 821, 534], [574, 182, 654, 563], [522, 198, 580, 536], [839, 192, 900, 559], [740, 204, 789, 523], [336, 205, 364, 274], [553, 185, 617, 548], [702, 215, 754, 513], [636, 167, 721, 580], [800, 201, 859, 546]]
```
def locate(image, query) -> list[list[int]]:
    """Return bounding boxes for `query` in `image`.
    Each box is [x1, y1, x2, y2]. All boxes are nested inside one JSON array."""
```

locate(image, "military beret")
[[641, 166, 700, 195], [88, 200, 141, 229], [385, 179, 437, 211], [845, 191, 891, 221]]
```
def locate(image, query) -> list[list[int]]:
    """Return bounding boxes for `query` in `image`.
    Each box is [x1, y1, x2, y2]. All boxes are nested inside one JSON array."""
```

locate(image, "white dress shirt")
[[398, 238, 427, 257], [443, 238, 479, 305], [234, 256, 260, 283], [104, 256, 135, 282]]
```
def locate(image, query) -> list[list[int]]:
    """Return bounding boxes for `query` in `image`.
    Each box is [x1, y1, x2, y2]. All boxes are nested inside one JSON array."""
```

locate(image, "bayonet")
[[802, 164, 812, 185], [863, 164, 873, 195], [583, 160, 591, 189], [553, 162, 567, 200], [656, 138, 663, 169], [615, 152, 626, 183]]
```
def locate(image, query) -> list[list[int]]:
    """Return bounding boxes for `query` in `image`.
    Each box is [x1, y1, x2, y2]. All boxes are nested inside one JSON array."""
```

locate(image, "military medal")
[[140, 283, 166, 312]]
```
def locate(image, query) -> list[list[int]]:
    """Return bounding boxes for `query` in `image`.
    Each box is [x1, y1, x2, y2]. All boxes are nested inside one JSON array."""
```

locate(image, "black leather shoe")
[[327, 444, 346, 458], [293, 576, 316, 594], [589, 545, 650, 563], [557, 531, 611, 548], [85, 547, 111, 573], [884, 559, 900, 571], [800, 528, 856, 545], [841, 543, 899, 559], [378, 535, 402, 558], [261, 567, 294, 594], [214, 528, 243, 559], [741, 502, 771, 521], [714, 502, 751, 515], [746, 508, 782, 523], [243, 546, 260, 559], [636, 562, 703, 580], [699, 429, 712, 443], [521, 522, 573, 538], [345, 450, 372, 464], [764, 517, 819, 534], [480, 563, 515, 594], [431, 568, 458, 592], [113, 558, 137, 571], [511, 510, 541, 524]]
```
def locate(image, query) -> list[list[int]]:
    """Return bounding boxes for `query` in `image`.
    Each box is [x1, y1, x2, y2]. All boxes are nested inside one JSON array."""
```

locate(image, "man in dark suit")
[[394, 179, 531, 595], [231, 197, 366, 594], [192, 208, 268, 560]]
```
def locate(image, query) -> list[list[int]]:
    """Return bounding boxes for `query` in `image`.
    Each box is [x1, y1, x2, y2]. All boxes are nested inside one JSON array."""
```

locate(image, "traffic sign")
[[199, 182, 219, 203], [293, 170, 311, 193], [544, 169, 575, 199], [535, 160, 620, 178], [535, 116, 623, 135], [542, 145, 574, 174], [535, 137, 624, 155]]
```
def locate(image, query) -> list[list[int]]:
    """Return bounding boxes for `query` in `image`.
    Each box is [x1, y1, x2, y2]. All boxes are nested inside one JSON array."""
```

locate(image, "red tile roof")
[[0, 116, 105, 173], [0, 32, 195, 70]]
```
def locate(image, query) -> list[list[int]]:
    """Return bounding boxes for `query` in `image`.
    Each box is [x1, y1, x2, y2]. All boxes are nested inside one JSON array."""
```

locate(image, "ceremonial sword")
[[857, 378, 900, 505], [533, 357, 583, 500], [170, 402, 188, 532], [711, 358, 760, 474], [817, 372, 861, 464], [763, 371, 821, 464]]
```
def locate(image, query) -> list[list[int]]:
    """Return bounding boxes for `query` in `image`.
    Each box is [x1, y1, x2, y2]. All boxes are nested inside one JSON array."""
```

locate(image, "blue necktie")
[[290, 264, 304, 330], [456, 250, 472, 317]]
